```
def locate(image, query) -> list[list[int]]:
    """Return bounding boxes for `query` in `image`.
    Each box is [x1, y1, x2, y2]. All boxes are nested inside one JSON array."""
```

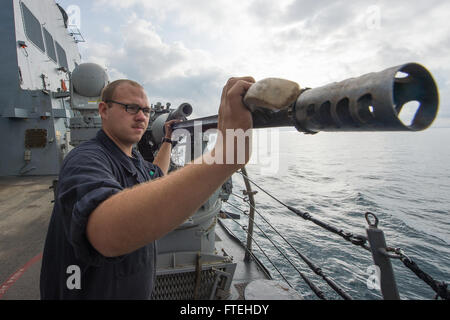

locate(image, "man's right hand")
[[214, 77, 255, 168]]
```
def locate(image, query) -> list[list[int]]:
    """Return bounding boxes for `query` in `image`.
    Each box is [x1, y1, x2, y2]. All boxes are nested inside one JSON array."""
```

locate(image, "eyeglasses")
[[105, 100, 154, 117]]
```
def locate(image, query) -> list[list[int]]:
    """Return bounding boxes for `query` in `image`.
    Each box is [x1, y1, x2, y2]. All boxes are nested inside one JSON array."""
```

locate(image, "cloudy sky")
[[57, 0, 449, 126]]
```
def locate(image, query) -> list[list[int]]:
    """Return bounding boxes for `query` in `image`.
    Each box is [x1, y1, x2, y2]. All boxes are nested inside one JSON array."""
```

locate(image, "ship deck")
[[0, 176, 55, 300], [215, 219, 272, 299]]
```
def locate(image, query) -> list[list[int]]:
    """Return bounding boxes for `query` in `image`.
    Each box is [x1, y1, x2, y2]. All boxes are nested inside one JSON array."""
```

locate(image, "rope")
[[225, 202, 328, 300], [220, 210, 293, 289], [237, 171, 450, 300], [397, 252, 449, 300], [217, 218, 272, 279], [227, 199, 352, 299], [238, 171, 370, 251]]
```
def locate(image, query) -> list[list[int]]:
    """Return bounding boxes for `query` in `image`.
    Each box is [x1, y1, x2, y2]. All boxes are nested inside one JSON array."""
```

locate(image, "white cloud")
[[82, 12, 227, 116], [83, 0, 448, 123]]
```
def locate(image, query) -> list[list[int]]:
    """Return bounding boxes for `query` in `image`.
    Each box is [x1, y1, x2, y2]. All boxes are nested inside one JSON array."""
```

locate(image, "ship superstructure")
[[0, 0, 81, 176]]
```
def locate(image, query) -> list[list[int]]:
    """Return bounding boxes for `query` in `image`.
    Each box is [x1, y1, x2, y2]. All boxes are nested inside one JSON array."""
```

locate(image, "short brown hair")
[[101, 79, 144, 102]]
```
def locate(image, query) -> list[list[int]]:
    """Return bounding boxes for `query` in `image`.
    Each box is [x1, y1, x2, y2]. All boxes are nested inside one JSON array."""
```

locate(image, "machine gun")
[[139, 63, 439, 162], [138, 102, 193, 162]]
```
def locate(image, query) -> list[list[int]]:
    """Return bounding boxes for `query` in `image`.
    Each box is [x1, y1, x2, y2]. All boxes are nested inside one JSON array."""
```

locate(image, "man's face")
[[99, 83, 150, 148]]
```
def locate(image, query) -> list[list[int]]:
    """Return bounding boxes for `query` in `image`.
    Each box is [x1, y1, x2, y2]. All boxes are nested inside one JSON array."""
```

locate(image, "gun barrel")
[[172, 63, 439, 133], [294, 63, 439, 133], [167, 102, 193, 121]]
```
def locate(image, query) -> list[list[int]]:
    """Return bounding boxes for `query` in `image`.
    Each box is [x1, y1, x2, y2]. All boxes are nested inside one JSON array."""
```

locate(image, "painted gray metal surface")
[[69, 63, 107, 147], [245, 279, 304, 300], [0, 0, 81, 176]]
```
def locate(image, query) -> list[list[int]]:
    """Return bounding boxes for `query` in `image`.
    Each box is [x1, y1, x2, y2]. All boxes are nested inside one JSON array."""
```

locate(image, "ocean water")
[[220, 127, 450, 300]]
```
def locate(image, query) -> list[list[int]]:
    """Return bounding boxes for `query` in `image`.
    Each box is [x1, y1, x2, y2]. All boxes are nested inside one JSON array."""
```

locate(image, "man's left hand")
[[164, 119, 182, 139]]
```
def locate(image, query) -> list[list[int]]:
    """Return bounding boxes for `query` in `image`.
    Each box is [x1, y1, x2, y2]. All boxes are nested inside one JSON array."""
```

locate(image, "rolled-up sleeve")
[[56, 149, 123, 266]]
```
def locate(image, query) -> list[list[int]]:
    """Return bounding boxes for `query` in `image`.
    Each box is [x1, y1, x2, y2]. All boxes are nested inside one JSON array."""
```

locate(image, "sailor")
[[40, 77, 255, 299]]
